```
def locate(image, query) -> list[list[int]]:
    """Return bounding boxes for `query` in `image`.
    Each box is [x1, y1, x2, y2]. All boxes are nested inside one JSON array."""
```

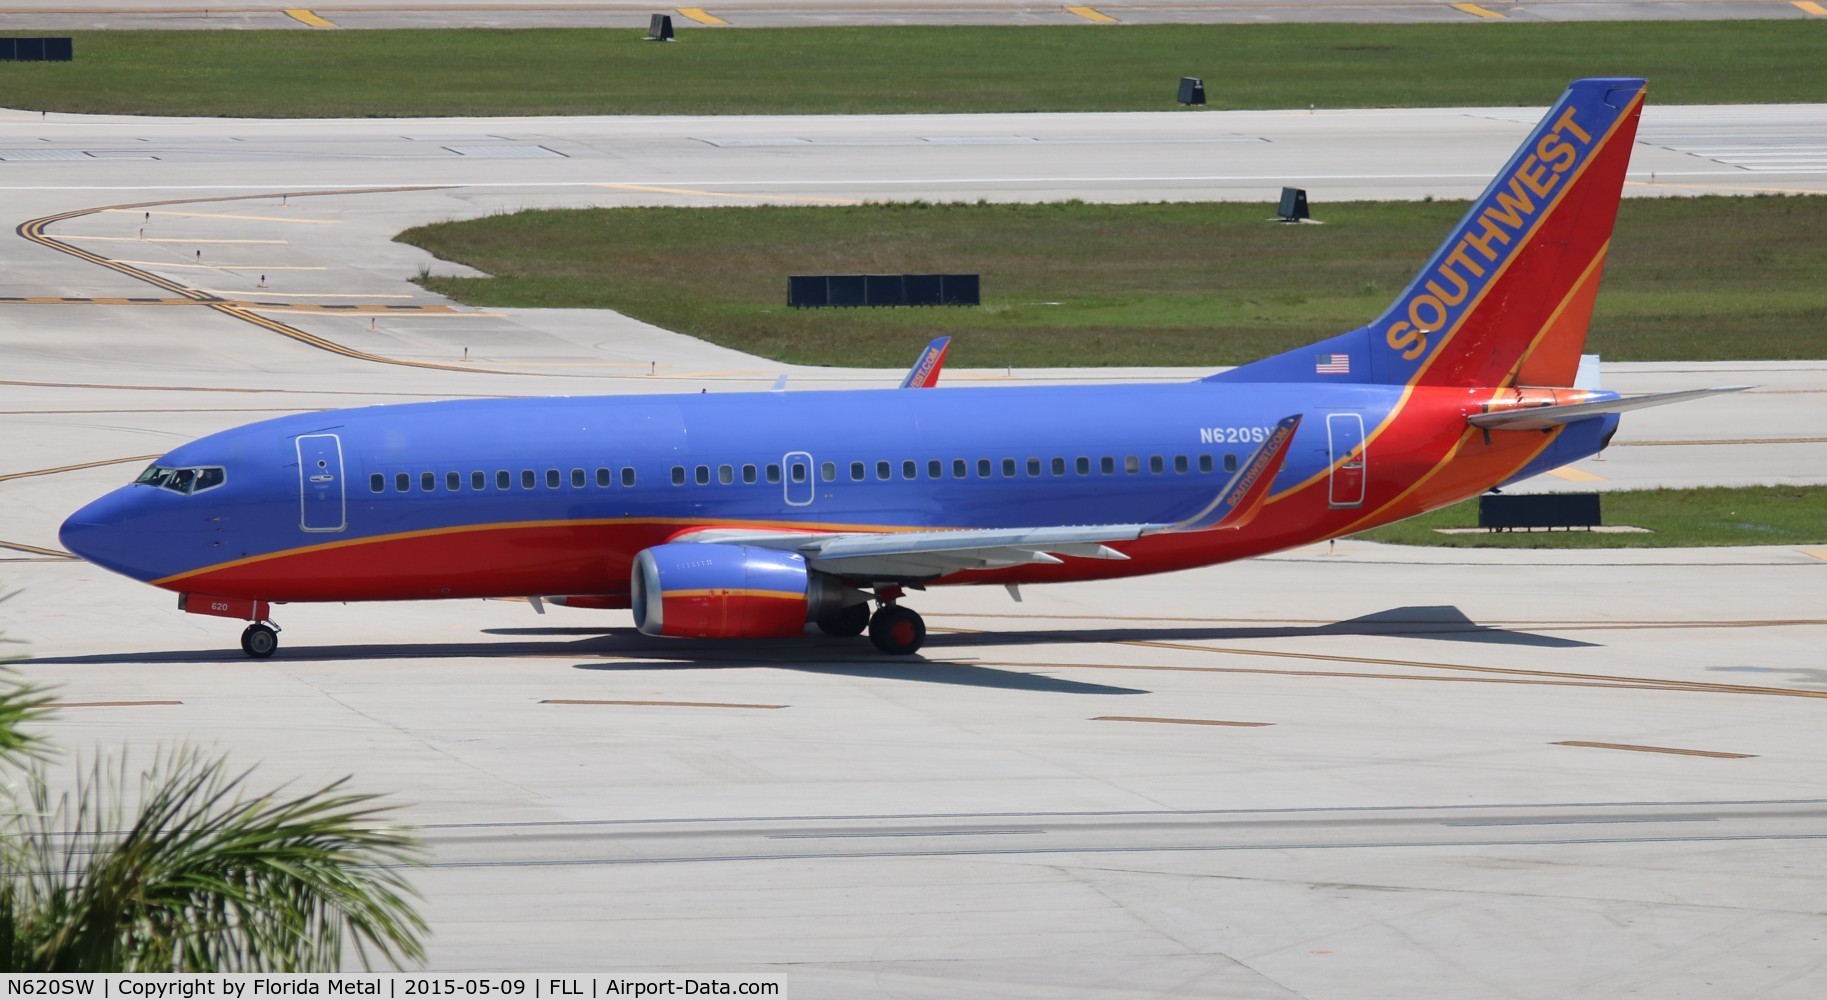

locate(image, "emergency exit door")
[[296, 433, 346, 532], [1326, 413, 1366, 509]]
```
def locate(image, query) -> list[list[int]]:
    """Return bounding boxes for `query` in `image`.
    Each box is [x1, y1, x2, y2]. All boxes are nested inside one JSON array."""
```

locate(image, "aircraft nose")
[[60, 488, 157, 580]]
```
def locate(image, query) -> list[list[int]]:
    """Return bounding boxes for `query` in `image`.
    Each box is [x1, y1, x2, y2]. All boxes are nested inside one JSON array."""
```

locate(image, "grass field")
[[399, 195, 1827, 369], [3, 22, 1826, 117], [1352, 486, 1827, 548]]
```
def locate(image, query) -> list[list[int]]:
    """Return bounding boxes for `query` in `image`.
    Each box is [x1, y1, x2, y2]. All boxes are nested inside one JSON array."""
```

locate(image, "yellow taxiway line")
[[1546, 465, 1606, 482], [1794, 1, 1827, 16], [1448, 2, 1505, 17], [63, 236, 290, 245], [1095, 716, 1273, 728], [284, 9, 337, 27], [1552, 741, 1754, 759], [542, 699, 785, 709], [1065, 6, 1118, 23], [676, 7, 728, 24]]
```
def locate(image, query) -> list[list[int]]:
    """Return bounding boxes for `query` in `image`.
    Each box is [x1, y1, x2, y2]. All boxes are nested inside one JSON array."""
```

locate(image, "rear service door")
[[297, 433, 347, 532], [1326, 413, 1366, 509]]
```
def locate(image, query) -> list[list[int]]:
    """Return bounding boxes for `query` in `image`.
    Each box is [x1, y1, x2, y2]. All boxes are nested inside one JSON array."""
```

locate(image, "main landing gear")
[[868, 604, 926, 656], [815, 601, 871, 638], [240, 621, 280, 659], [862, 585, 925, 656]]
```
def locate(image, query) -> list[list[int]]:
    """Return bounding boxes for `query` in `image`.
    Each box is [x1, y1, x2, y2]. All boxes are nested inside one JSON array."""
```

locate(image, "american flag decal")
[[1314, 353, 1351, 374]]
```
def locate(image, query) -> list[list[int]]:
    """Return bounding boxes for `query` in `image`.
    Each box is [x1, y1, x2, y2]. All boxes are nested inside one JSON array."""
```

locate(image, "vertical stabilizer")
[[1210, 78, 1646, 388]]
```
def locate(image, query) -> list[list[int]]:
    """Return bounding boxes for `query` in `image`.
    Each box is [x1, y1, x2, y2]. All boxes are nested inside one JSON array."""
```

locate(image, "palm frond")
[[5, 747, 426, 972]]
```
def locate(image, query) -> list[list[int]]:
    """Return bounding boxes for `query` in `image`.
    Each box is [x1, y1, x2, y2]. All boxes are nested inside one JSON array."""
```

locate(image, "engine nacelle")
[[632, 543, 845, 639]]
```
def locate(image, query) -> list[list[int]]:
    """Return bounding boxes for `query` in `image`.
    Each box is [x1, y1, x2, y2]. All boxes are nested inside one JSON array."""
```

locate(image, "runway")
[[5, 0, 1827, 31], [2, 99, 1826, 991]]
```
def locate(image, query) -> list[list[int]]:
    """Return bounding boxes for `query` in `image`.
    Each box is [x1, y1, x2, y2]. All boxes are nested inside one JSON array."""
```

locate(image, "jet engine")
[[631, 542, 852, 639]]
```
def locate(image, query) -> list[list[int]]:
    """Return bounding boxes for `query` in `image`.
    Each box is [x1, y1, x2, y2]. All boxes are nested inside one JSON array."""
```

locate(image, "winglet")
[[900, 336, 951, 388], [1150, 414, 1302, 534]]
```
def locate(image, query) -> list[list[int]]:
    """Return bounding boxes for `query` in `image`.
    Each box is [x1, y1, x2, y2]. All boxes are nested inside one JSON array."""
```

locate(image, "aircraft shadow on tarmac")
[[17, 605, 1588, 696]]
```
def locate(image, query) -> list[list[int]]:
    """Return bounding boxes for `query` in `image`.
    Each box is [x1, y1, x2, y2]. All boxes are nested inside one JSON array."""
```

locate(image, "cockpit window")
[[134, 464, 226, 496]]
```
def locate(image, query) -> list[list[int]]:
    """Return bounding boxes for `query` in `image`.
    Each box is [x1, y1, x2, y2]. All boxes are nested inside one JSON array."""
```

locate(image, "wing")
[[684, 413, 1302, 581], [1469, 386, 1750, 431]]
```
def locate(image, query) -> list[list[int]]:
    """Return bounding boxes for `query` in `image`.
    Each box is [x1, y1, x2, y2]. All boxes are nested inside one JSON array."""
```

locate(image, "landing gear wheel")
[[868, 605, 926, 655], [240, 623, 278, 659], [817, 602, 871, 637]]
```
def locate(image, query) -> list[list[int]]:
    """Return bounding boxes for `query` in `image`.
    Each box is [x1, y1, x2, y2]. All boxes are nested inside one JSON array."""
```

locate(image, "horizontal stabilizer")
[[1469, 386, 1751, 431]]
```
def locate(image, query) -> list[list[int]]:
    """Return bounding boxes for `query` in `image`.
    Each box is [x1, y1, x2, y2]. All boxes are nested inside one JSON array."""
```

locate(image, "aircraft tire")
[[817, 602, 871, 637], [868, 605, 925, 655], [241, 623, 278, 659]]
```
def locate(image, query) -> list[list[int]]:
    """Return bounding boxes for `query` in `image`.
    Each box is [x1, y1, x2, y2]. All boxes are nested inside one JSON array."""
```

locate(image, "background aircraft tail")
[[1209, 77, 1647, 389]]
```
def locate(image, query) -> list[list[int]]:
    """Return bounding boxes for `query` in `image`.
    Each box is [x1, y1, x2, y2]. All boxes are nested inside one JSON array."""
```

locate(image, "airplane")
[[60, 77, 1748, 660]]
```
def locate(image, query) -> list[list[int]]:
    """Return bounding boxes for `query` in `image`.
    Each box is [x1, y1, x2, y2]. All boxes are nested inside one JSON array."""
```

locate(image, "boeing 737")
[[61, 78, 1745, 659]]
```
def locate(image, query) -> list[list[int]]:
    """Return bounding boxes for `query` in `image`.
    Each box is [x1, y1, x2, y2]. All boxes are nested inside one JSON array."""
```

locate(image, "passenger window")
[[695, 465, 710, 486], [928, 459, 943, 479], [447, 471, 460, 491], [953, 459, 967, 479], [1199, 454, 1213, 474], [850, 461, 865, 481], [1051, 457, 1065, 476], [1149, 456, 1164, 474], [497, 470, 510, 490], [622, 467, 637, 487], [472, 471, 486, 490], [820, 462, 835, 482], [718, 465, 733, 485], [522, 470, 536, 489], [977, 459, 992, 478], [572, 469, 586, 488], [767, 464, 782, 484], [1125, 456, 1140, 474], [789, 463, 805, 484], [396, 473, 410, 492], [596, 468, 610, 487], [1076, 457, 1090, 476], [671, 466, 686, 486], [1224, 454, 1239, 473], [1101, 457, 1115, 475], [742, 464, 757, 485], [546, 469, 561, 489], [1001, 458, 1016, 478], [370, 473, 384, 493], [421, 472, 436, 492], [876, 461, 891, 481], [1174, 455, 1189, 474], [902, 460, 916, 480], [1026, 458, 1041, 477]]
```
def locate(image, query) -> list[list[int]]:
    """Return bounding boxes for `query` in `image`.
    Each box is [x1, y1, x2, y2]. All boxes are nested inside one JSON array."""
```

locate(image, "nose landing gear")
[[239, 621, 280, 659]]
